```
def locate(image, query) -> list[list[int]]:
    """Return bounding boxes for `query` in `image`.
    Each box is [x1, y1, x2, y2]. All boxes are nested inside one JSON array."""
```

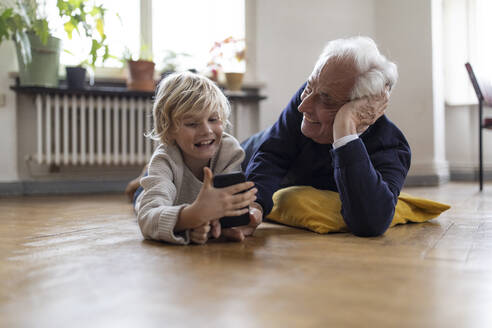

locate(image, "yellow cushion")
[[266, 186, 451, 234]]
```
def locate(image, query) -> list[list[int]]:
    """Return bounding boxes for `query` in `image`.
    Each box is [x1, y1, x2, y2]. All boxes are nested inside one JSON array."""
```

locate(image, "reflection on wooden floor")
[[1, 182, 492, 327]]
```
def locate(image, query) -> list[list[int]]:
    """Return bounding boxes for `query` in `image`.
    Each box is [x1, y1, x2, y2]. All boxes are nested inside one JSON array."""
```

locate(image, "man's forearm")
[[332, 139, 400, 237]]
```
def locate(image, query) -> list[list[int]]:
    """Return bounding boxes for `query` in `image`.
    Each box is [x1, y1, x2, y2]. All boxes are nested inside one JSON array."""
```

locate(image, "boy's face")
[[173, 109, 224, 167]]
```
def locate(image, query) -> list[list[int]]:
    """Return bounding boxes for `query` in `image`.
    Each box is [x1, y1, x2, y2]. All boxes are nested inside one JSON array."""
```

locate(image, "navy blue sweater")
[[244, 84, 411, 237]]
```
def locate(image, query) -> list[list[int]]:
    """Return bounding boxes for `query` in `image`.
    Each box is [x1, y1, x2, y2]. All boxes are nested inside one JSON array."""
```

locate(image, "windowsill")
[[10, 79, 267, 102], [445, 101, 478, 107], [7, 70, 266, 90]]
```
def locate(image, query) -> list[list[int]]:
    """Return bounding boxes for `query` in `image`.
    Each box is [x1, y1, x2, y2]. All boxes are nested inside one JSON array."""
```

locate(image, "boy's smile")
[[195, 139, 215, 147], [192, 137, 218, 155], [173, 110, 224, 172]]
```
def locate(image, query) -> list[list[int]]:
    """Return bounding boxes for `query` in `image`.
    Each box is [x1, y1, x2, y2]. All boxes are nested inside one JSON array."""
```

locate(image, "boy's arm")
[[137, 152, 190, 245]]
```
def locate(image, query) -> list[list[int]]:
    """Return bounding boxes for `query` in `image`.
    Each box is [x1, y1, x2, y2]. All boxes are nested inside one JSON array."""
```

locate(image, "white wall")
[[373, 0, 448, 181], [446, 104, 492, 178], [0, 42, 18, 182]]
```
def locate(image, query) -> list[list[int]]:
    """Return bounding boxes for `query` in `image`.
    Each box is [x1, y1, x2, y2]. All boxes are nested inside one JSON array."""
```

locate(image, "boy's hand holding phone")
[[212, 171, 256, 228], [178, 167, 257, 237], [220, 205, 262, 242]]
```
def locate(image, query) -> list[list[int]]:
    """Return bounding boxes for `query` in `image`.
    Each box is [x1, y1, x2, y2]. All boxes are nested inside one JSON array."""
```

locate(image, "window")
[[98, 1, 141, 68], [152, 0, 244, 72], [44, 0, 244, 73], [44, 0, 139, 68], [443, 0, 492, 105]]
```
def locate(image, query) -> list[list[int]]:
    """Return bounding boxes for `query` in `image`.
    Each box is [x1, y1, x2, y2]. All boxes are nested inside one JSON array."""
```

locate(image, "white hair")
[[313, 36, 398, 99]]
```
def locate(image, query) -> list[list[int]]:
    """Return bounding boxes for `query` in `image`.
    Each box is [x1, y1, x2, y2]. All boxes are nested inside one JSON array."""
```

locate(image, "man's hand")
[[221, 202, 263, 242], [333, 89, 389, 141]]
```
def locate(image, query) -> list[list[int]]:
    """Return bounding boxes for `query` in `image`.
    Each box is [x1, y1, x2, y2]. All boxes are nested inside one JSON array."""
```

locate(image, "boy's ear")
[[168, 126, 178, 141]]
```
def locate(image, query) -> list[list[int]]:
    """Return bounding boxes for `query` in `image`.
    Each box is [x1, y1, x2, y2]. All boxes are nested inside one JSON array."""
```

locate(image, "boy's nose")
[[199, 122, 213, 134]]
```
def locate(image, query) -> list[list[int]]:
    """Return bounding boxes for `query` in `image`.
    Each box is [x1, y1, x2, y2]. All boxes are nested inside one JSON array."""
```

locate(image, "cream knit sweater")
[[136, 133, 245, 244]]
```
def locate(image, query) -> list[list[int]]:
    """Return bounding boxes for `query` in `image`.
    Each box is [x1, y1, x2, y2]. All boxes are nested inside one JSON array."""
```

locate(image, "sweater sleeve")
[[331, 129, 411, 237], [245, 85, 305, 215], [137, 151, 190, 245]]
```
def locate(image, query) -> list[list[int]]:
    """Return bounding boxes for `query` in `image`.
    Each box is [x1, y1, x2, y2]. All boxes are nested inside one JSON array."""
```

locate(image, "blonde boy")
[[136, 72, 258, 245]]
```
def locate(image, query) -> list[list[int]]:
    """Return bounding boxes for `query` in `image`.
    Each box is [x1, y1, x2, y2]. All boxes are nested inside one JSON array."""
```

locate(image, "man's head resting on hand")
[[298, 36, 398, 144]]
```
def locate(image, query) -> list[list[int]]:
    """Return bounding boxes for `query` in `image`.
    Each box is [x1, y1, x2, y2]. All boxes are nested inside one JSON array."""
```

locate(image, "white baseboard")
[[405, 159, 450, 186], [448, 163, 492, 181], [0, 179, 130, 196]]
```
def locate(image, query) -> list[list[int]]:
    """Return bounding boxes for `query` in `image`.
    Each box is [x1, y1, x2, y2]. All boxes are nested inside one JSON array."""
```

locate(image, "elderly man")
[[238, 36, 411, 238]]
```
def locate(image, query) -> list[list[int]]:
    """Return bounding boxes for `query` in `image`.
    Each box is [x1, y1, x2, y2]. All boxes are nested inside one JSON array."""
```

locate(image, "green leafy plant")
[[138, 43, 153, 62], [0, 0, 51, 65], [160, 49, 190, 73], [56, 0, 109, 68], [121, 46, 133, 62], [120, 43, 154, 64]]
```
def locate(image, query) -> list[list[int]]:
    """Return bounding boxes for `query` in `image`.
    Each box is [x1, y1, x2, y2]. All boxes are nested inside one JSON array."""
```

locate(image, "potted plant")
[[56, 0, 110, 89], [160, 49, 190, 79], [208, 36, 245, 91], [123, 45, 156, 92], [0, 0, 61, 87]]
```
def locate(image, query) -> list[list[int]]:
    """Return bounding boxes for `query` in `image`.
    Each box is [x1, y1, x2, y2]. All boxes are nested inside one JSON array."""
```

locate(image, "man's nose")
[[298, 94, 313, 113]]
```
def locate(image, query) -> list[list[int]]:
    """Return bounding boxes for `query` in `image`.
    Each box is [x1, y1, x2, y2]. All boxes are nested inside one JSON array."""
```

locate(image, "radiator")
[[34, 94, 156, 166]]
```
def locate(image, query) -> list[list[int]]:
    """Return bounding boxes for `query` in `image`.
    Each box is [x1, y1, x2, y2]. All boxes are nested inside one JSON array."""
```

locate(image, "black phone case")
[[213, 172, 251, 228]]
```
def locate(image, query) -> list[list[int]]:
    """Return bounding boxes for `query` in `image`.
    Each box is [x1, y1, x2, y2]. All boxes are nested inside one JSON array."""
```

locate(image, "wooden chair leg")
[[479, 100, 484, 191]]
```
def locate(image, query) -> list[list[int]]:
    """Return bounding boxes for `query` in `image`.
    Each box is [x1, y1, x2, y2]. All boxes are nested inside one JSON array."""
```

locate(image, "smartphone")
[[213, 172, 251, 228]]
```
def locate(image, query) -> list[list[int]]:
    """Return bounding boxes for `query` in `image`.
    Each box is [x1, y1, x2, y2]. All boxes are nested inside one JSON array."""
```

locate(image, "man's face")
[[298, 57, 358, 144]]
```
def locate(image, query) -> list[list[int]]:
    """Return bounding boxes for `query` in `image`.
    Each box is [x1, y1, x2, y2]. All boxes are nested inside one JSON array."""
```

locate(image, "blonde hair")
[[147, 72, 231, 145]]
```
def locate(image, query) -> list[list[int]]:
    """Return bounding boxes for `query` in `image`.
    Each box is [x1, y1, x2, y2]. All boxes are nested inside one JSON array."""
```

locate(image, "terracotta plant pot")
[[225, 72, 244, 91], [127, 60, 155, 92]]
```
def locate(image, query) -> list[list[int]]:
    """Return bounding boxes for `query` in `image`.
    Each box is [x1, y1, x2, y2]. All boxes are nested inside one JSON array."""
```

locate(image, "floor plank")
[[1, 182, 492, 327]]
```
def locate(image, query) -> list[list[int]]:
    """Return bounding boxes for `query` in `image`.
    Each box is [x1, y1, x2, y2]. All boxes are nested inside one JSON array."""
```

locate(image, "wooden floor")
[[1, 182, 492, 328]]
